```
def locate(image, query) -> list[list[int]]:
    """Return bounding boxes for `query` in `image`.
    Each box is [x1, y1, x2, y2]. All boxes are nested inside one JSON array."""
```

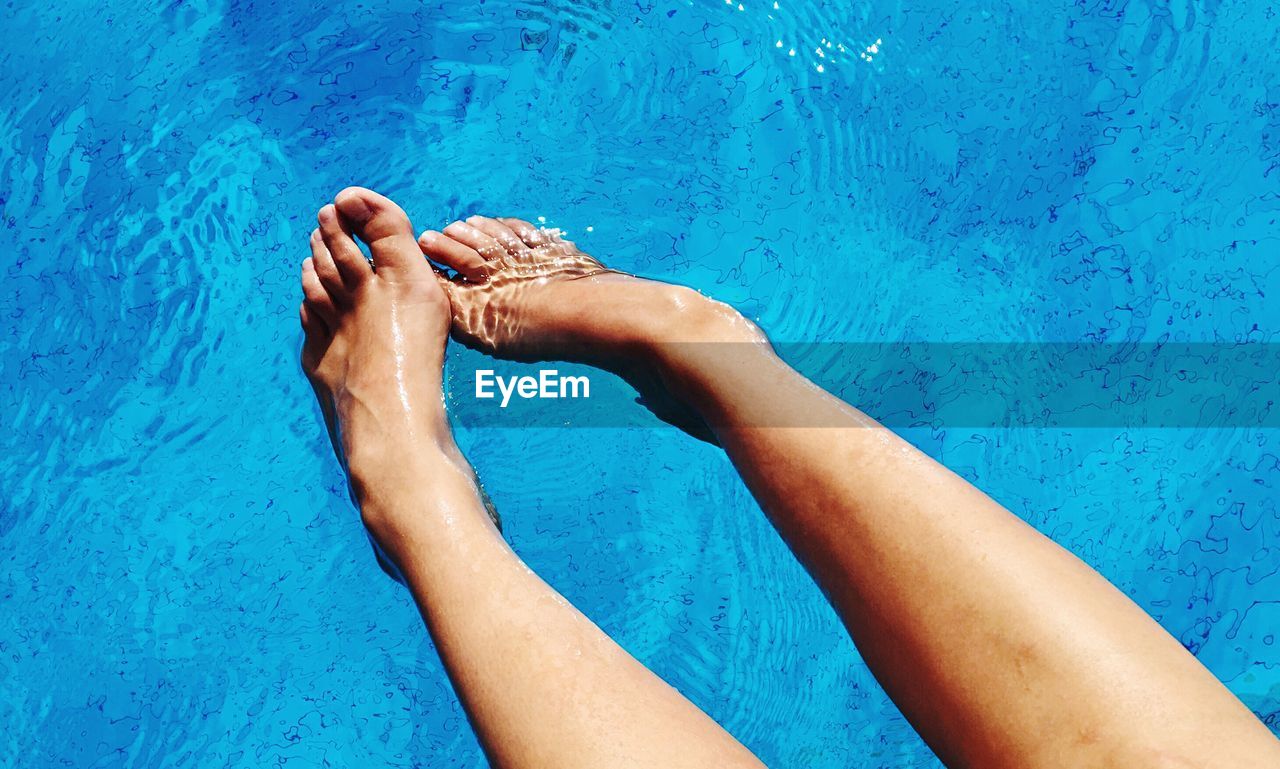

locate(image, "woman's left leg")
[[300, 186, 764, 769]]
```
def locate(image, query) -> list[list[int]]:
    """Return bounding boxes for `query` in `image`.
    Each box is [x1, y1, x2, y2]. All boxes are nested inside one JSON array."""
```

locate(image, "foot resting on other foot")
[[418, 215, 766, 435]]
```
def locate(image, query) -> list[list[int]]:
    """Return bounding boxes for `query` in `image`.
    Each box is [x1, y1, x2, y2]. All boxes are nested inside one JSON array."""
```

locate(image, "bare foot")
[[417, 216, 764, 434], [300, 187, 490, 567]]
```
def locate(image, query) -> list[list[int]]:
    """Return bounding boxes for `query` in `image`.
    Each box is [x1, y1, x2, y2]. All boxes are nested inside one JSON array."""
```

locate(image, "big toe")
[[333, 187, 426, 278]]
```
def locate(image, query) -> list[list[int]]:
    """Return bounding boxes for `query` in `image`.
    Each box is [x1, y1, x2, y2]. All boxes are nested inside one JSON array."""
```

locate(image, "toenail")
[[337, 194, 373, 219]]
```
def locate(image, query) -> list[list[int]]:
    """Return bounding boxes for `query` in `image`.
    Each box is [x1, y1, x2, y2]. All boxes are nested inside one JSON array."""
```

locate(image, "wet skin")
[[302, 188, 1280, 769], [300, 187, 766, 769]]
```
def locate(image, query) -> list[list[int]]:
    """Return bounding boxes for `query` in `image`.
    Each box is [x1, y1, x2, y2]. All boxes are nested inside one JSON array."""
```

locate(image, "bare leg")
[[299, 189, 764, 769], [421, 216, 1280, 769]]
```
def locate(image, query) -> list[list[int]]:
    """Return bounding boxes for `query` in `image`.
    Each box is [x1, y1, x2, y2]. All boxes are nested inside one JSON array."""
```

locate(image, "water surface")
[[2, 1, 1278, 766]]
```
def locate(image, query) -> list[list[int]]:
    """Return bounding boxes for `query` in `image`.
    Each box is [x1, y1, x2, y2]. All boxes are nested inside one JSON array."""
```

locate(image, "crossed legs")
[[300, 187, 1280, 768]]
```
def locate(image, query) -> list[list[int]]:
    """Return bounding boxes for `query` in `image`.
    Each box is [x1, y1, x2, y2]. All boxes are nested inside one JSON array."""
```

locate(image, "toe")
[[301, 257, 337, 324], [419, 230, 490, 282], [442, 220, 504, 261], [310, 228, 346, 296], [299, 302, 328, 340], [498, 217, 550, 248], [333, 186, 425, 278], [318, 204, 373, 286], [466, 215, 526, 255]]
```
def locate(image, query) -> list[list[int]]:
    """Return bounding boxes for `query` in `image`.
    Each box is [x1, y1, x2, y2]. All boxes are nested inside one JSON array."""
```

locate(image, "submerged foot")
[[299, 187, 494, 571], [417, 216, 765, 434], [417, 216, 760, 360]]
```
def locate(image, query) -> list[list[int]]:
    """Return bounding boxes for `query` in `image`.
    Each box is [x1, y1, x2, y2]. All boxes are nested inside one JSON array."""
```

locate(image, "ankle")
[[639, 294, 779, 419], [345, 412, 459, 471], [349, 437, 474, 538], [612, 283, 764, 349], [636, 285, 768, 359]]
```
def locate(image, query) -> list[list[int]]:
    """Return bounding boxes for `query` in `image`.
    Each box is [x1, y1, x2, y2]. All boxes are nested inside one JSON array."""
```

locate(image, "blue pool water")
[[3, 1, 1278, 766]]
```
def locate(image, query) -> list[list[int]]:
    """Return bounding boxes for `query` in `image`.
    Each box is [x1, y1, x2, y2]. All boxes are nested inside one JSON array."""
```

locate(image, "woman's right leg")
[[422, 215, 1280, 769], [655, 337, 1280, 769]]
